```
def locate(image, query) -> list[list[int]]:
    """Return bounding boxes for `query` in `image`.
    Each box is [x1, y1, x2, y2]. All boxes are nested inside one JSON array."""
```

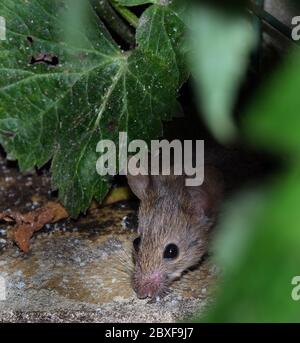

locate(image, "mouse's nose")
[[136, 288, 155, 299], [134, 272, 164, 299], [136, 284, 158, 299]]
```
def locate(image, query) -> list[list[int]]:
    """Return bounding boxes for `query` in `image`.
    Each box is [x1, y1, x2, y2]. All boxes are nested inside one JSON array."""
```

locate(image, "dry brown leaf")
[[0, 202, 68, 252]]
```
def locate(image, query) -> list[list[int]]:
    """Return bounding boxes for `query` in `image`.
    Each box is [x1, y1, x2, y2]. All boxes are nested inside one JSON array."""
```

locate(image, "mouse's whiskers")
[[111, 242, 134, 278]]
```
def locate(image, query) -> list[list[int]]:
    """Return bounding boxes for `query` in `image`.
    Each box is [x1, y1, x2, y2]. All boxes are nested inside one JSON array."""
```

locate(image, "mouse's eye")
[[163, 243, 179, 260], [133, 237, 141, 252]]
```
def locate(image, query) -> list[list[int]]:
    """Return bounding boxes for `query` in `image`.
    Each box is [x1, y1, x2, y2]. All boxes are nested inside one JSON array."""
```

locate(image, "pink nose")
[[136, 283, 159, 299], [134, 272, 164, 299]]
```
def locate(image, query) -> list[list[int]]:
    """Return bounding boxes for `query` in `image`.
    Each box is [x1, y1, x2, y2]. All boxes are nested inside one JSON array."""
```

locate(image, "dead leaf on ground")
[[0, 202, 69, 252]]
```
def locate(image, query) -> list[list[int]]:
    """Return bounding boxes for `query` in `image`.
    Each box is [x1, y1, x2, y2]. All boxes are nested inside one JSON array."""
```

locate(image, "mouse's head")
[[127, 167, 223, 300]]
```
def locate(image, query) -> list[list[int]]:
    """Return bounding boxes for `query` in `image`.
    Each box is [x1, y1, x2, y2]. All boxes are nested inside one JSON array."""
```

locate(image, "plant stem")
[[92, 0, 135, 46], [110, 1, 139, 29]]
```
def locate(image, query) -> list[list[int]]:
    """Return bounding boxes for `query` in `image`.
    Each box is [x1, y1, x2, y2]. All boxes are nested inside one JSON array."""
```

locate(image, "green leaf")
[[244, 50, 300, 157], [187, 4, 257, 143], [195, 50, 300, 323], [0, 0, 177, 216], [199, 168, 300, 322], [136, 1, 188, 87]]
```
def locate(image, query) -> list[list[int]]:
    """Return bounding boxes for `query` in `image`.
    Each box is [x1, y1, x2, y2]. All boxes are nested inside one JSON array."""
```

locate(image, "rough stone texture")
[[0, 154, 217, 323], [262, 0, 299, 56], [265, 0, 300, 27]]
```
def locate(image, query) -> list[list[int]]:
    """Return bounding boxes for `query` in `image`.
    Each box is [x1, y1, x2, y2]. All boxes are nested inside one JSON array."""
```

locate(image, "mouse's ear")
[[127, 155, 150, 200], [186, 166, 223, 225]]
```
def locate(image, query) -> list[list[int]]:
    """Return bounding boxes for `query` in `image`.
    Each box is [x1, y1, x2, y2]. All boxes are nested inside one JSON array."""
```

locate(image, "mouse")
[[127, 163, 224, 300]]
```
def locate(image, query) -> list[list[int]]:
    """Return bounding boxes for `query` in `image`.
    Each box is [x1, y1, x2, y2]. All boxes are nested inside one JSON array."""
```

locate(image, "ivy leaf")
[[0, 0, 177, 216], [136, 0, 188, 87], [187, 4, 257, 143]]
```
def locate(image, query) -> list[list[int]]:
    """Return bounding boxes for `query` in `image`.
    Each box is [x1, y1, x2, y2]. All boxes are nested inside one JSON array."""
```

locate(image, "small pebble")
[[74, 257, 81, 263], [16, 282, 25, 289]]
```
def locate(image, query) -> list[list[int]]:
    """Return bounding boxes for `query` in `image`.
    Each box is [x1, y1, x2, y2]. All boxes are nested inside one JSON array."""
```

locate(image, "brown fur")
[[127, 165, 223, 299]]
